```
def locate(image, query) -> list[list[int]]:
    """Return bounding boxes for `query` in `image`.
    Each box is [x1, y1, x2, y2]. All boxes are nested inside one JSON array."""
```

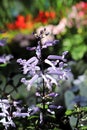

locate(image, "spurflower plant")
[[17, 28, 71, 129]]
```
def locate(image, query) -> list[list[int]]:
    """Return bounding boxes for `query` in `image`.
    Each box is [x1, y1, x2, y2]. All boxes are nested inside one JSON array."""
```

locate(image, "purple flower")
[[17, 56, 39, 75], [36, 43, 41, 59], [26, 46, 36, 51], [21, 74, 39, 91], [0, 54, 13, 64], [17, 51, 70, 91], [49, 105, 62, 109], [45, 52, 70, 81], [13, 112, 29, 118], [35, 92, 41, 97], [0, 99, 15, 129], [17, 57, 41, 90], [28, 106, 39, 115], [47, 52, 68, 62], [41, 40, 59, 48], [0, 117, 15, 130], [41, 74, 58, 90], [47, 92, 59, 97], [0, 38, 7, 46], [17, 29, 69, 92], [26, 29, 59, 59]]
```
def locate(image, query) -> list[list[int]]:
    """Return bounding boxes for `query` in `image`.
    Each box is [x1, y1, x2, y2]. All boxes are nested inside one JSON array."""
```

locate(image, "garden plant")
[[0, 1, 87, 130]]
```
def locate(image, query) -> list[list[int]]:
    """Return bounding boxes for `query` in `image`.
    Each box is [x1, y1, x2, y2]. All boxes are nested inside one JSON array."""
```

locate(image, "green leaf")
[[80, 126, 87, 130], [80, 107, 87, 112], [63, 38, 72, 50], [37, 103, 48, 109], [72, 34, 84, 45], [71, 44, 87, 60], [27, 126, 35, 130], [65, 110, 73, 116], [0, 63, 7, 67], [28, 115, 38, 120]]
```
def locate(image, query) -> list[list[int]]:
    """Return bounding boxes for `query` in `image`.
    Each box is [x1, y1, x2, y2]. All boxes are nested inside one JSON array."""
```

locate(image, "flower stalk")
[[17, 28, 70, 129]]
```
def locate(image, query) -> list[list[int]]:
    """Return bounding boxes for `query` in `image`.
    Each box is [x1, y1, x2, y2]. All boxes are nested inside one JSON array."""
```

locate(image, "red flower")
[[50, 11, 56, 19], [7, 23, 16, 30], [17, 15, 25, 22], [76, 1, 87, 11], [14, 15, 26, 29], [35, 10, 56, 24]]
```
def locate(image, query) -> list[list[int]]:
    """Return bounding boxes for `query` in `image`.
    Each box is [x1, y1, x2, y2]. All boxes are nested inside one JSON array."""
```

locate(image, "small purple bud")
[[49, 105, 62, 109], [26, 46, 36, 51], [59, 62, 64, 68], [21, 78, 26, 83], [13, 112, 29, 117], [28, 106, 39, 115], [53, 40, 59, 45], [48, 92, 59, 97], [47, 55, 66, 62], [17, 58, 22, 63], [27, 56, 37, 64], [35, 92, 41, 97], [62, 51, 68, 56]]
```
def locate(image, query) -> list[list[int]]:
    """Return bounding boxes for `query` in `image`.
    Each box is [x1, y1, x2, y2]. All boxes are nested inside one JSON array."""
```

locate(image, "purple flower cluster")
[[17, 50, 70, 91], [45, 51, 70, 81], [17, 56, 40, 90], [0, 98, 29, 129]]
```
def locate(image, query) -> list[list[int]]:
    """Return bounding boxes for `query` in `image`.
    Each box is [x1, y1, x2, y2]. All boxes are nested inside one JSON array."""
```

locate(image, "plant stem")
[[39, 40, 45, 121], [75, 113, 81, 129]]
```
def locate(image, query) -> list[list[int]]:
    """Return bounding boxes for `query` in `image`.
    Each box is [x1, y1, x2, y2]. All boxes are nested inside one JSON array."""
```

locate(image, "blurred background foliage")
[[0, 0, 81, 28], [0, 0, 87, 61]]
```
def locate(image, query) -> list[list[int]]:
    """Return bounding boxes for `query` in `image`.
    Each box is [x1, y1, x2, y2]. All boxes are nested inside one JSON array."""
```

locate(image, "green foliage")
[[0, 63, 7, 67], [62, 29, 87, 60], [64, 71, 87, 129], [80, 126, 87, 130]]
